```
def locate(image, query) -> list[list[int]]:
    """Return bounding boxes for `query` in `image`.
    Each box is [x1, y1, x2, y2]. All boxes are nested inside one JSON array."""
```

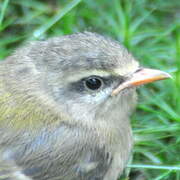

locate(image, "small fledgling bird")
[[0, 32, 170, 180]]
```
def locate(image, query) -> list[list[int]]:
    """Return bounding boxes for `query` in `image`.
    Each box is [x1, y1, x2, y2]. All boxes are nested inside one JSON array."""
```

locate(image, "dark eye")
[[84, 76, 103, 91]]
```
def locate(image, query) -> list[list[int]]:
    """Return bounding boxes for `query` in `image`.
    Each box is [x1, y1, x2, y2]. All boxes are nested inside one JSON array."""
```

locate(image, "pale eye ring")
[[84, 76, 103, 91]]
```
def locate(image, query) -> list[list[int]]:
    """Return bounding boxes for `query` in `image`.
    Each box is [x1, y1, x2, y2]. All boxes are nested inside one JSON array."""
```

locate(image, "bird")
[[0, 32, 170, 180]]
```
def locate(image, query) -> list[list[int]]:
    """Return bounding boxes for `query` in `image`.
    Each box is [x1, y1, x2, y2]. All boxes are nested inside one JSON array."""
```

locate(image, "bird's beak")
[[111, 68, 171, 96]]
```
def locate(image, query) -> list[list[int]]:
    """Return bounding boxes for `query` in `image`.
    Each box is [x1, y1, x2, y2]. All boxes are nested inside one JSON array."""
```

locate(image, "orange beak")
[[111, 68, 171, 96]]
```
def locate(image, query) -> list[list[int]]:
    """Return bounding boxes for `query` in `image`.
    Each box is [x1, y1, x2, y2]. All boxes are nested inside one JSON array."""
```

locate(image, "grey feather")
[[0, 32, 138, 180]]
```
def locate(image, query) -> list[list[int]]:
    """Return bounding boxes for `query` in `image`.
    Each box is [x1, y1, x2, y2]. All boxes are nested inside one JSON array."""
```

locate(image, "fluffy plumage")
[[0, 32, 139, 180]]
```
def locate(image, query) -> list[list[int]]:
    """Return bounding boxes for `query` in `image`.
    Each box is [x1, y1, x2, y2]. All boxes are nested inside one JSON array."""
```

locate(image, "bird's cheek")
[[124, 89, 137, 115], [116, 88, 137, 115]]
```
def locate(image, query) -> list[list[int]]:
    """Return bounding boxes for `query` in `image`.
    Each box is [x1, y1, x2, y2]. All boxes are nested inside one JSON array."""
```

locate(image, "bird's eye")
[[84, 76, 103, 91]]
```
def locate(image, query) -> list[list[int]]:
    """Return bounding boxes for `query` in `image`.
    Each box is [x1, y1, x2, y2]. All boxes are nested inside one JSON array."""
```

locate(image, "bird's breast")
[[0, 117, 133, 180]]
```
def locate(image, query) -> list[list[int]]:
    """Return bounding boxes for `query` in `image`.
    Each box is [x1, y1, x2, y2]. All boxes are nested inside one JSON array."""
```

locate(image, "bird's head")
[[4, 32, 170, 130]]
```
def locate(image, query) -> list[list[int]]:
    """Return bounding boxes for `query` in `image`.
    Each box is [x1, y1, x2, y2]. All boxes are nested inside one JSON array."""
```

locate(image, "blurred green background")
[[0, 0, 180, 179]]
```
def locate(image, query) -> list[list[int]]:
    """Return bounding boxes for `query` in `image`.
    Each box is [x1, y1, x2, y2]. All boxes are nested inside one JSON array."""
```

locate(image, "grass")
[[0, 0, 179, 179]]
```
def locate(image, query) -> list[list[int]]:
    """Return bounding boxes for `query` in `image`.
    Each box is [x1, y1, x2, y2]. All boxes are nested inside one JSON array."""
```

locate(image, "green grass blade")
[[154, 170, 172, 180], [127, 164, 180, 171], [32, 0, 83, 39], [0, 0, 9, 29]]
